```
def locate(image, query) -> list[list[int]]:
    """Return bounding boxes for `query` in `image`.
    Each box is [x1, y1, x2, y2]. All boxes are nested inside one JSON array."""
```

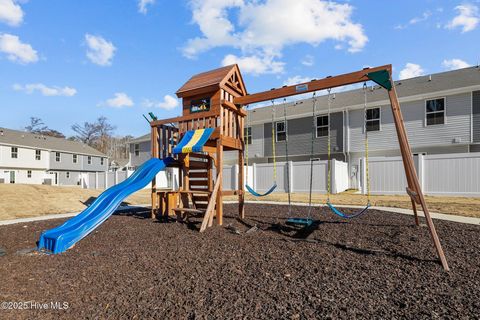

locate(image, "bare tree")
[[25, 117, 65, 138]]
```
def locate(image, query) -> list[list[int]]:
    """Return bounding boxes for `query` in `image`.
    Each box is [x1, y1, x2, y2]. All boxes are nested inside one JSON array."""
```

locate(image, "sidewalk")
[[1, 202, 478, 226]]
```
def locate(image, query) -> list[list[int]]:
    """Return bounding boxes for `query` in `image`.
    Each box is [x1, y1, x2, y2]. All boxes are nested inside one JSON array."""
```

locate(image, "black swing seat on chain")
[[285, 217, 314, 227], [326, 202, 370, 219]]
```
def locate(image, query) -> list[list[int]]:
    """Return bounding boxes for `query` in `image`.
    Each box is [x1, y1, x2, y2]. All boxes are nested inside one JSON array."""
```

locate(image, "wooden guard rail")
[[150, 100, 245, 143], [151, 124, 179, 159]]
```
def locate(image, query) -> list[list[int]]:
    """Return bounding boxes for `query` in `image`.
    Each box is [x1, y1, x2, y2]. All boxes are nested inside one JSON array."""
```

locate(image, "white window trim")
[[275, 121, 287, 142], [134, 144, 140, 156], [245, 126, 252, 145], [55, 152, 61, 162], [425, 97, 447, 127], [27, 170, 32, 178], [315, 114, 329, 138], [87, 156, 92, 165], [365, 107, 382, 133], [73, 154, 78, 164], [11, 147, 18, 159], [35, 149, 41, 160], [66, 172, 70, 179]]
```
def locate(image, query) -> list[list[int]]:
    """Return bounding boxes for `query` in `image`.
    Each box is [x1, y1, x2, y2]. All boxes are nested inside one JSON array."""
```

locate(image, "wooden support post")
[[216, 139, 223, 225], [238, 149, 245, 219], [151, 127, 158, 219], [388, 86, 449, 271]]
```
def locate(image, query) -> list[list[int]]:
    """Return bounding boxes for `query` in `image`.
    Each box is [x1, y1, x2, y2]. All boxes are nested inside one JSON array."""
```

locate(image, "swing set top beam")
[[234, 64, 392, 106]]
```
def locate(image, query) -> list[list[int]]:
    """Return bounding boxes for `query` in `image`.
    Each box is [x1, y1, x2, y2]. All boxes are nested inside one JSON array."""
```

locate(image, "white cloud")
[[399, 63, 425, 80], [85, 34, 116, 66], [142, 95, 179, 110], [222, 53, 285, 75], [0, 33, 38, 64], [446, 4, 479, 32], [184, 0, 367, 75], [0, 0, 24, 26], [395, 11, 432, 30], [301, 54, 314, 67], [283, 75, 312, 86], [442, 58, 471, 70], [138, 0, 155, 14], [101, 92, 134, 108], [13, 83, 77, 96]]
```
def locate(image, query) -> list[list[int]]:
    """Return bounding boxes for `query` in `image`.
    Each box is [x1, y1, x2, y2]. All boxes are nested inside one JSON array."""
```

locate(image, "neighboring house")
[[128, 133, 151, 170], [128, 66, 480, 187], [0, 127, 108, 186]]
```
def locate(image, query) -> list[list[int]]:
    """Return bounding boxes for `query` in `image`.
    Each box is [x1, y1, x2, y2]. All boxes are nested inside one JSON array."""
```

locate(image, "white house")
[[0, 127, 108, 186]]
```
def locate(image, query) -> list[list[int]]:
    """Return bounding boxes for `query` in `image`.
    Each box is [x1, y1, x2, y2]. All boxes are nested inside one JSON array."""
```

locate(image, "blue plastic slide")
[[38, 157, 173, 254]]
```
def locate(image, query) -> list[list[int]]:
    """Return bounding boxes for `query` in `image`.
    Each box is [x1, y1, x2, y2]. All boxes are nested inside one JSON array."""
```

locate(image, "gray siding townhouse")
[[0, 127, 108, 185], [128, 66, 480, 187]]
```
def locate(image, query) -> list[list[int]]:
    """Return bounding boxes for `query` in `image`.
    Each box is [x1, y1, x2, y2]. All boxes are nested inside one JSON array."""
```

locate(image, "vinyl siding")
[[130, 141, 151, 168], [473, 91, 480, 143], [349, 93, 472, 152], [263, 112, 343, 158]]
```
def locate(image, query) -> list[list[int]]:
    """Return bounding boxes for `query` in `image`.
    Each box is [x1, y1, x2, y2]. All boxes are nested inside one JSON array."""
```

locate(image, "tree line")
[[25, 116, 133, 160]]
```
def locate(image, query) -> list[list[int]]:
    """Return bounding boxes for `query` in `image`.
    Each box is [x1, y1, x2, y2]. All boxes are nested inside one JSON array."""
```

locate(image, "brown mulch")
[[0, 204, 479, 319]]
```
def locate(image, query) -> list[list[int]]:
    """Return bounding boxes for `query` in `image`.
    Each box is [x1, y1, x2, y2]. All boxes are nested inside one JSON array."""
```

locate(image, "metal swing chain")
[[363, 83, 371, 205], [308, 92, 317, 217], [271, 100, 277, 182], [326, 88, 332, 204], [283, 98, 292, 215]]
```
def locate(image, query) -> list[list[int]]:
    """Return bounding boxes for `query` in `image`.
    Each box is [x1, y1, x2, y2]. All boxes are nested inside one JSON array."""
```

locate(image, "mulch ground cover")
[[0, 204, 479, 319]]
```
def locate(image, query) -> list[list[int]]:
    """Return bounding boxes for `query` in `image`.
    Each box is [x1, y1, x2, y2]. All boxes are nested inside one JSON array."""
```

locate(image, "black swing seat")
[[286, 217, 314, 227]]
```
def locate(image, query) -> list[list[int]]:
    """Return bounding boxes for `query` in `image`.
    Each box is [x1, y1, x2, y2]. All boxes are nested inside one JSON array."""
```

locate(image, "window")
[[35, 150, 41, 160], [101, 158, 104, 166], [426, 98, 445, 126], [87, 156, 92, 165], [244, 127, 252, 145], [275, 121, 287, 142], [66, 172, 70, 179], [316, 115, 329, 137], [55, 152, 61, 162], [134, 144, 140, 156], [11, 147, 18, 158], [27, 170, 32, 178], [73, 154, 77, 163], [365, 108, 381, 132]]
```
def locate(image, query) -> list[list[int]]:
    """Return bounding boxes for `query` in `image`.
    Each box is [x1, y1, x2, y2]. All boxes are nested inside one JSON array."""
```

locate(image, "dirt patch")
[[0, 184, 151, 220], [0, 204, 479, 319]]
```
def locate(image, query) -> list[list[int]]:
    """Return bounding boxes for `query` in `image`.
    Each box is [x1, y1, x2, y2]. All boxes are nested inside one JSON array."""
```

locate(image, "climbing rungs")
[[189, 172, 209, 178], [189, 162, 209, 169], [193, 195, 209, 202], [189, 180, 209, 186]]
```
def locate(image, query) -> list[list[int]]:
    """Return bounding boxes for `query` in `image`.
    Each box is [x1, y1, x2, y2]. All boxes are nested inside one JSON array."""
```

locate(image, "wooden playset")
[[149, 64, 449, 271]]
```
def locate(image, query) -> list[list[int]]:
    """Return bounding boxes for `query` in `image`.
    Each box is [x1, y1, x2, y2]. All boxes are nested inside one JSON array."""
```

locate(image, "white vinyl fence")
[[223, 160, 348, 194], [364, 152, 480, 197], [81, 160, 349, 195]]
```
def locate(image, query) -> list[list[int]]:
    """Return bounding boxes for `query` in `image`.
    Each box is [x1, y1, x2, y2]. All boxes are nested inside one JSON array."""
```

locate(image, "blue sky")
[[0, 0, 479, 137]]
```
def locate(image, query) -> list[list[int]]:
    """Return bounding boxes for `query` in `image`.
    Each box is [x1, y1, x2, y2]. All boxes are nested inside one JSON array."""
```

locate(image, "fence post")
[[361, 157, 367, 195], [417, 154, 425, 192], [288, 161, 294, 193], [234, 165, 239, 191], [252, 163, 256, 190], [105, 172, 108, 189], [95, 172, 99, 189], [115, 170, 118, 185], [331, 159, 337, 194]]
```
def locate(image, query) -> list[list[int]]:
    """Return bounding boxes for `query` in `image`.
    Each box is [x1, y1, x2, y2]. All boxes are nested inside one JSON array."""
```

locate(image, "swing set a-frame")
[[150, 64, 449, 271]]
